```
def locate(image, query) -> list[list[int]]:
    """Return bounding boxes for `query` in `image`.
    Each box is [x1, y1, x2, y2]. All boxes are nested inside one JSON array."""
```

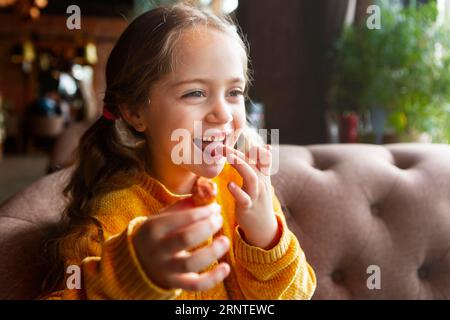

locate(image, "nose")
[[205, 96, 233, 124]]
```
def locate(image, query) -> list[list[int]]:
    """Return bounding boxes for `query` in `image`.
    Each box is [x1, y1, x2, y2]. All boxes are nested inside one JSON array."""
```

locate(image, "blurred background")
[[0, 0, 449, 202]]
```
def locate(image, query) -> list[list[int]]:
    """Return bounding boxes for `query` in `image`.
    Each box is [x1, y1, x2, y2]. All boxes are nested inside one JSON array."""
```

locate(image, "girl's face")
[[141, 27, 247, 180]]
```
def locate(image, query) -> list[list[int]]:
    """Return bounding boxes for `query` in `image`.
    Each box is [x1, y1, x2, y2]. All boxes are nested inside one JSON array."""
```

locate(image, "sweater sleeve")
[[232, 186, 317, 300], [43, 216, 182, 300]]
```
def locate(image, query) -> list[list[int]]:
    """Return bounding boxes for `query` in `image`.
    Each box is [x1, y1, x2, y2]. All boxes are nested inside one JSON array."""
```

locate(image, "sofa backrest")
[[0, 143, 449, 299], [271, 143, 450, 299]]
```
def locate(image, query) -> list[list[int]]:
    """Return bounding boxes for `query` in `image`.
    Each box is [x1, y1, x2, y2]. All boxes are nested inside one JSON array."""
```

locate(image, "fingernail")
[[220, 236, 230, 248], [215, 237, 227, 252], [211, 203, 221, 213], [212, 213, 222, 228], [221, 263, 230, 277], [228, 182, 235, 188]]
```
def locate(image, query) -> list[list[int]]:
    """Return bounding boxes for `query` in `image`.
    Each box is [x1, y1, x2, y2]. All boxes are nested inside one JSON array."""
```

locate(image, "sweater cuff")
[[234, 214, 292, 264], [107, 216, 182, 300]]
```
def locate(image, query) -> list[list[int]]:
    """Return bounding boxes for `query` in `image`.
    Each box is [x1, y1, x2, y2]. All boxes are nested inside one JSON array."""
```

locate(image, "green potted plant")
[[330, 0, 450, 144]]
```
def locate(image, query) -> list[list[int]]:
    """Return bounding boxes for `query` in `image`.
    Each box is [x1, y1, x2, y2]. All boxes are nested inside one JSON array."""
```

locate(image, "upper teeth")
[[202, 136, 225, 142]]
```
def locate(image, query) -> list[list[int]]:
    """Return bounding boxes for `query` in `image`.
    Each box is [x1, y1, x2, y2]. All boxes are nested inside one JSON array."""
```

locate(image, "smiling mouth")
[[193, 135, 228, 152]]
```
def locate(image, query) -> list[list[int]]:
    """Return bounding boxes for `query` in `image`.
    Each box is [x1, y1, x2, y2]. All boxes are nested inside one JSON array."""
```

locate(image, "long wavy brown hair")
[[40, 3, 253, 295]]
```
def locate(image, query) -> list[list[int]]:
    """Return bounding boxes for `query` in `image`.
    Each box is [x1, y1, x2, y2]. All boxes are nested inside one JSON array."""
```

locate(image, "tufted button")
[[418, 265, 430, 280], [371, 204, 381, 217], [312, 158, 334, 171], [393, 156, 417, 170], [331, 269, 345, 283]]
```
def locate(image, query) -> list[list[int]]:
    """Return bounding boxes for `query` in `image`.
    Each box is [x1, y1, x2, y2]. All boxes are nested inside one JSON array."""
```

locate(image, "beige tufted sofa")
[[0, 143, 449, 300]]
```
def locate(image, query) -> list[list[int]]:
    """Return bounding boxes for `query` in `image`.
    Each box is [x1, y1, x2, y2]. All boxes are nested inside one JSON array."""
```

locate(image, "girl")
[[41, 3, 316, 300]]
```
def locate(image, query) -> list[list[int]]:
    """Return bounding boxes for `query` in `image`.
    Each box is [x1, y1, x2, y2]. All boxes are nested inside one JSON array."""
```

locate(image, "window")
[[437, 0, 450, 22]]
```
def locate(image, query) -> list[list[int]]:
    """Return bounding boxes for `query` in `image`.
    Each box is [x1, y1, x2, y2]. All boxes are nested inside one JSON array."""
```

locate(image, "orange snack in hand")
[[191, 177, 218, 207]]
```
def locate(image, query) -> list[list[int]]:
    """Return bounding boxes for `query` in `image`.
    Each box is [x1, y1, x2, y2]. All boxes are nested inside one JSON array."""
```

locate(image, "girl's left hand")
[[218, 144, 280, 250]]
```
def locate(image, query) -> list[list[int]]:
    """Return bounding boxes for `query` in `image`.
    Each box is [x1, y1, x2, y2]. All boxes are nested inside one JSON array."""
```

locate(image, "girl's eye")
[[229, 90, 244, 97], [183, 91, 205, 98]]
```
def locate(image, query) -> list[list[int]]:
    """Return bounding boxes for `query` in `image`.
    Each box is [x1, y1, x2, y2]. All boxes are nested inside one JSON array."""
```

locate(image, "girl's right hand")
[[132, 198, 230, 292]]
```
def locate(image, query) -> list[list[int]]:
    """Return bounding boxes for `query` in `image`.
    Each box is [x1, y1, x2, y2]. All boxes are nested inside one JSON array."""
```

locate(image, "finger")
[[168, 236, 230, 273], [170, 262, 231, 292], [247, 145, 272, 176], [245, 145, 261, 167], [161, 211, 224, 253], [217, 144, 259, 171], [225, 153, 259, 200], [229, 144, 271, 176], [228, 182, 252, 210], [149, 202, 221, 239]]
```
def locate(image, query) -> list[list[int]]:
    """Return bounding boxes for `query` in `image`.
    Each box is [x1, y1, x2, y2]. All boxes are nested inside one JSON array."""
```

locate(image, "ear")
[[118, 105, 148, 132]]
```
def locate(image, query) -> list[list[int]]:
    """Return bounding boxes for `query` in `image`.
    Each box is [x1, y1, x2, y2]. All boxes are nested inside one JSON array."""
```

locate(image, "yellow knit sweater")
[[43, 162, 316, 300]]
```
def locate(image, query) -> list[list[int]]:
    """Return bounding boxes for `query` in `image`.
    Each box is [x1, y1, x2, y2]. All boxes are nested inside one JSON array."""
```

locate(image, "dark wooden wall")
[[236, 0, 349, 145]]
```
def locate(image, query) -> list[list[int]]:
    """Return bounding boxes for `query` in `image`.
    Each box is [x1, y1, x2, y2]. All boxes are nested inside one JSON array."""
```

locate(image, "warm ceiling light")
[[23, 40, 36, 63], [0, 0, 16, 7], [85, 42, 98, 65], [29, 6, 40, 19], [34, 0, 47, 9]]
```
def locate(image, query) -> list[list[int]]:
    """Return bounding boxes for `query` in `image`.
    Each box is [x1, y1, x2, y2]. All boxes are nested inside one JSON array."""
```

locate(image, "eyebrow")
[[171, 77, 246, 88]]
